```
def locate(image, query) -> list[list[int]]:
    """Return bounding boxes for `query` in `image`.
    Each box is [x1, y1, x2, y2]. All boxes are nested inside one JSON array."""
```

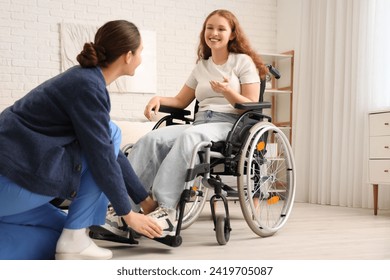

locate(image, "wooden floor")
[[95, 202, 390, 260]]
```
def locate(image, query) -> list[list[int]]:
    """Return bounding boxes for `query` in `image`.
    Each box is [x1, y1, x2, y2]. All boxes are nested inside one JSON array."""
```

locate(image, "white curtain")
[[292, 0, 390, 209]]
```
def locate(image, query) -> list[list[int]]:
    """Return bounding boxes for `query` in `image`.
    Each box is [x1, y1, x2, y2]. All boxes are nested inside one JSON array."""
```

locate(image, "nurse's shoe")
[[55, 228, 112, 260]]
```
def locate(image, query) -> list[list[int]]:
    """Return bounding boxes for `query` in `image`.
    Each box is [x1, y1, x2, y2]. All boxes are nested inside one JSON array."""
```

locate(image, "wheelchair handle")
[[266, 64, 281, 79]]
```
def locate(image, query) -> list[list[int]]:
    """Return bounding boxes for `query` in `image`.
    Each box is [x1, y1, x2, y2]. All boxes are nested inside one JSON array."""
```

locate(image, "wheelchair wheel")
[[181, 176, 209, 230], [237, 122, 296, 237], [215, 215, 230, 245]]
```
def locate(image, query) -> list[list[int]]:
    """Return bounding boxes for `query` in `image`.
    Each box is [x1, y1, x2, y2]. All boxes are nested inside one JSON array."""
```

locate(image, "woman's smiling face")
[[204, 14, 233, 51]]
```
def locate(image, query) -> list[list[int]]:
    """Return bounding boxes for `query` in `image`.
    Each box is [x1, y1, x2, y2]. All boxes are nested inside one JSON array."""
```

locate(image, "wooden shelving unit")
[[261, 50, 294, 143]]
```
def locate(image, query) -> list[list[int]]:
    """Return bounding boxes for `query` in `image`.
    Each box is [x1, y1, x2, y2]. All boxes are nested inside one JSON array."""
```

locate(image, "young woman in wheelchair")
[[0, 20, 162, 260], [124, 9, 270, 237]]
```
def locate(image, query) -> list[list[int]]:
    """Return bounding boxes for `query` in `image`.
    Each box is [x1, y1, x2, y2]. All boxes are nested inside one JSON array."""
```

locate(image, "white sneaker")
[[98, 207, 129, 238], [147, 207, 176, 237]]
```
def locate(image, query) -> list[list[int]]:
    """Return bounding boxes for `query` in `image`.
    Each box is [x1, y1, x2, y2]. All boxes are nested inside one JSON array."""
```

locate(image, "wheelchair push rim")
[[237, 122, 296, 237]]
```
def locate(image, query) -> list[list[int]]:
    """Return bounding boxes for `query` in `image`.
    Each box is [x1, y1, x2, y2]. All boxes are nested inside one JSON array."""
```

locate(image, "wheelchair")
[[90, 65, 296, 247]]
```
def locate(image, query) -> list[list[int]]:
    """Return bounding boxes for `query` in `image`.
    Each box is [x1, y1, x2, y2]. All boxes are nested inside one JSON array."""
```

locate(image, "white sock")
[[56, 228, 91, 253]]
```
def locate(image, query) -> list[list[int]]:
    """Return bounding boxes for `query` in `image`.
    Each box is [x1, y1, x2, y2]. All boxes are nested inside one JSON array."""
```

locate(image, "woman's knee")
[[0, 223, 60, 260], [133, 129, 165, 152]]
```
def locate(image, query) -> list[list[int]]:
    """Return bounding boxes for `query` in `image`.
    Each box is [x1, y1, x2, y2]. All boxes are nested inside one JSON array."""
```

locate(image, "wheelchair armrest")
[[234, 101, 271, 111], [156, 105, 192, 118], [152, 105, 193, 128]]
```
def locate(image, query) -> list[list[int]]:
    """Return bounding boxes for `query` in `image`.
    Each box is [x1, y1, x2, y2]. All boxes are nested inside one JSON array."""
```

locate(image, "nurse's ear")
[[125, 51, 133, 64]]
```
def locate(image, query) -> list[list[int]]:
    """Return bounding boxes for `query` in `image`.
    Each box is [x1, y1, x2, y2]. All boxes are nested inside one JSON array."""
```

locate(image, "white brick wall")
[[0, 0, 277, 120]]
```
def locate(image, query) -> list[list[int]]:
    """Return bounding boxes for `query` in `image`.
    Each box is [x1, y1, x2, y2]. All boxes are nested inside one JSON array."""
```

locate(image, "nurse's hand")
[[122, 210, 162, 238]]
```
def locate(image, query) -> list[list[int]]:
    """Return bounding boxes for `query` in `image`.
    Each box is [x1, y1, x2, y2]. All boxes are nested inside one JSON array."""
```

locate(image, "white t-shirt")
[[185, 53, 260, 114]]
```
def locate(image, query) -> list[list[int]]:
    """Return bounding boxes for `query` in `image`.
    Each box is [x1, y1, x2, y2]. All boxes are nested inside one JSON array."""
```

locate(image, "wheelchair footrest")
[[89, 225, 139, 245], [154, 235, 182, 247]]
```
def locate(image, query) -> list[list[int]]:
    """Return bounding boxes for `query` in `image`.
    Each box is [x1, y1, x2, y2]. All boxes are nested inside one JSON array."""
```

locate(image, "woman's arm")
[[210, 77, 260, 106], [144, 85, 195, 120]]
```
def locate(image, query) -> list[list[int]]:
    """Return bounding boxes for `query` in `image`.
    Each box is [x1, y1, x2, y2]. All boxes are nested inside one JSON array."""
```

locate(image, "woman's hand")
[[122, 210, 162, 238], [210, 77, 260, 106], [144, 96, 161, 120], [209, 76, 230, 94]]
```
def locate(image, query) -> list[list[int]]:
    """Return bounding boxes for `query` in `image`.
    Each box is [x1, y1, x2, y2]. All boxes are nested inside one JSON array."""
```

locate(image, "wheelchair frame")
[[149, 104, 295, 247]]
